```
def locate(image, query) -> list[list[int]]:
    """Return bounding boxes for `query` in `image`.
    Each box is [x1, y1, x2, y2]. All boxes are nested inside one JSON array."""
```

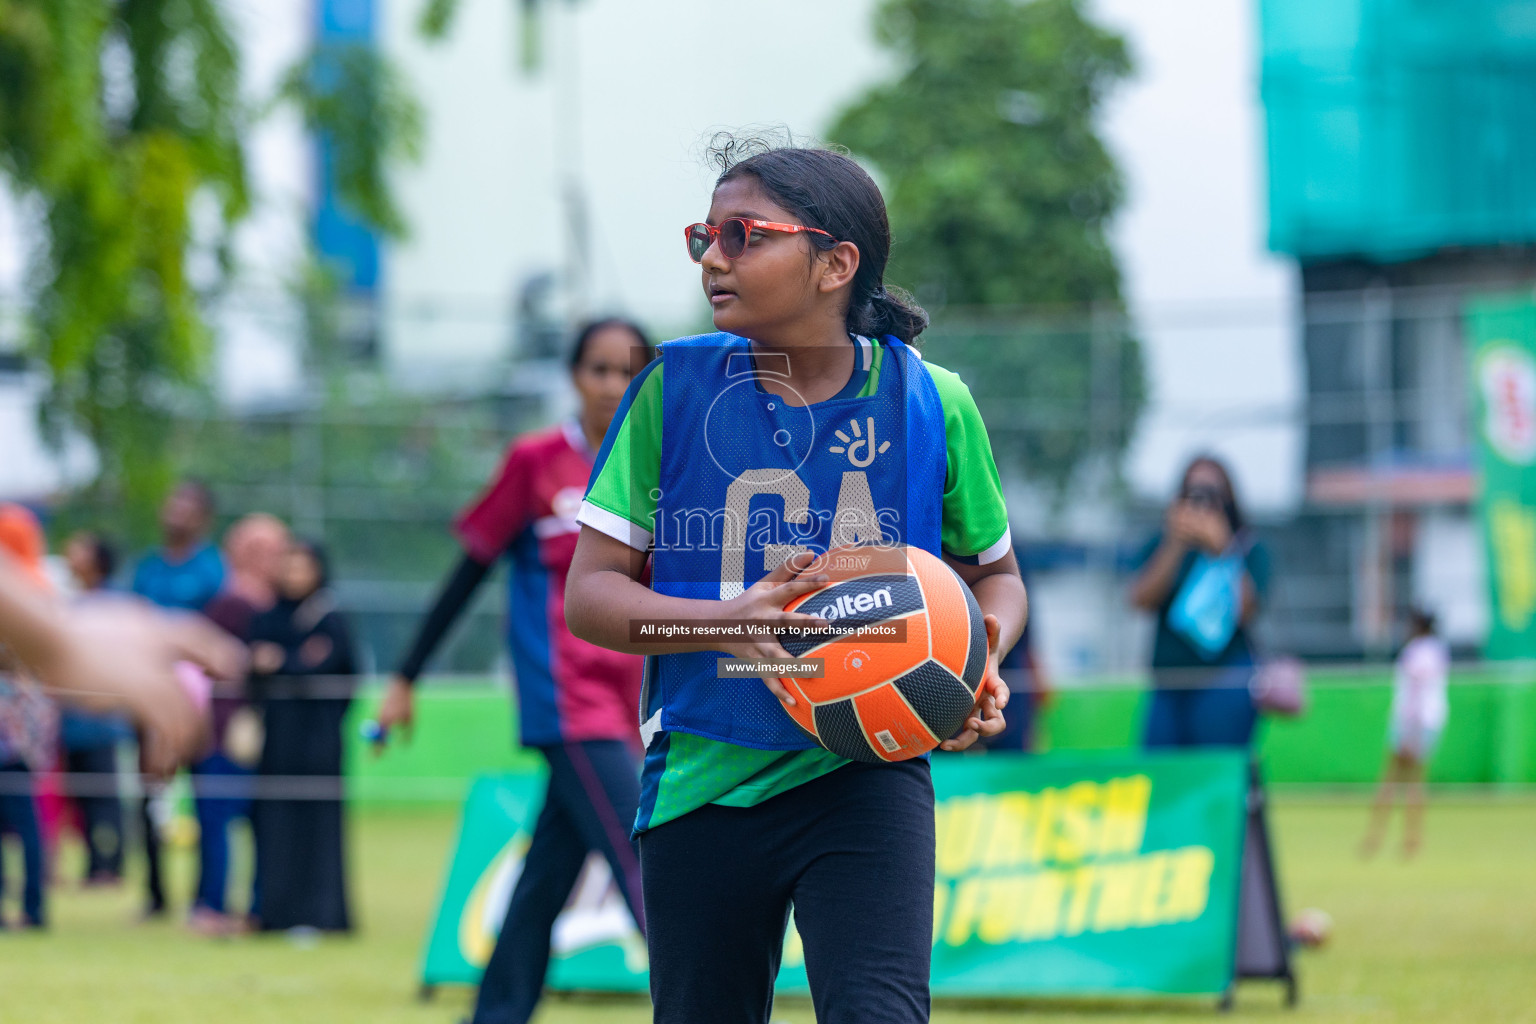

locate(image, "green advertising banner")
[[419, 775, 648, 992], [1467, 296, 1536, 661], [421, 750, 1249, 1000]]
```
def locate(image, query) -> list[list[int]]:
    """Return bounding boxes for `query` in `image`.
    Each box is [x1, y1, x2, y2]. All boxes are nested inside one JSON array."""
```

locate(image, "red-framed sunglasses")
[[684, 218, 836, 263]]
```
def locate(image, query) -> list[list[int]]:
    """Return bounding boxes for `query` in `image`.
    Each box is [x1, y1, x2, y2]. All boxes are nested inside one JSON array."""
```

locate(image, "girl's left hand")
[[940, 614, 1009, 751]]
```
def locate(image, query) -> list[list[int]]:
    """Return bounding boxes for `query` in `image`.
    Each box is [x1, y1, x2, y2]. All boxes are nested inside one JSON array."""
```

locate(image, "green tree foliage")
[[0, 0, 419, 536], [280, 43, 423, 238], [830, 0, 1145, 493]]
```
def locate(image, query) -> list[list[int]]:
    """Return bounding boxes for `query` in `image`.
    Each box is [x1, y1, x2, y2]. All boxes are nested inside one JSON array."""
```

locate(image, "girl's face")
[[699, 177, 843, 341], [1182, 462, 1229, 503], [65, 536, 100, 589], [1181, 460, 1237, 527], [279, 546, 323, 600], [571, 325, 642, 434]]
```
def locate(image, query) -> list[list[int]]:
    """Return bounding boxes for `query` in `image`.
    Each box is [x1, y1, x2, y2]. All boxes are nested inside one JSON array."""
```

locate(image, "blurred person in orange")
[[0, 504, 58, 927]]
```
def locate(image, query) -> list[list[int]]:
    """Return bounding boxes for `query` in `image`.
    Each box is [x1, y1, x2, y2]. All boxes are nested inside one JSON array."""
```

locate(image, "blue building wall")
[[314, 0, 381, 292]]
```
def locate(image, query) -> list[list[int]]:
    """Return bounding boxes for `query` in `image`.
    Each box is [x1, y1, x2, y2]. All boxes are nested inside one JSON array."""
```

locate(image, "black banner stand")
[[1221, 762, 1298, 1010]]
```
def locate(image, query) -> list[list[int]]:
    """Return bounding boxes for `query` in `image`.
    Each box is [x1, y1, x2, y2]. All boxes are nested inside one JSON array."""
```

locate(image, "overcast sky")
[[1, 0, 1304, 511], [1092, 0, 1301, 512]]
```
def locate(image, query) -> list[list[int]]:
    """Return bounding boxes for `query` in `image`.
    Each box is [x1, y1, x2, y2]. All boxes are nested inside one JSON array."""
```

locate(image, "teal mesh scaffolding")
[[1261, 0, 1536, 262]]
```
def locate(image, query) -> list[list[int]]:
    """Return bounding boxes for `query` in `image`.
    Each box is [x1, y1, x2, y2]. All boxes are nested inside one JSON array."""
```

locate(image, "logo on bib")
[[828, 417, 891, 468]]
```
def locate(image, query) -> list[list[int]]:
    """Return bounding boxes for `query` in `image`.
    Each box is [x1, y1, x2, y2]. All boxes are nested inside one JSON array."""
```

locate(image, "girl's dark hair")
[[293, 538, 330, 591], [1179, 455, 1245, 532], [1408, 607, 1437, 637], [82, 532, 118, 581], [709, 136, 929, 344], [175, 477, 216, 516], [569, 317, 655, 368]]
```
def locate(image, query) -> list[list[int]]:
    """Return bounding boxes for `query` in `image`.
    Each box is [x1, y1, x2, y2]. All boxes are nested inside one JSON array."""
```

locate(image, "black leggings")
[[640, 758, 935, 1024], [470, 740, 645, 1024], [65, 745, 124, 879]]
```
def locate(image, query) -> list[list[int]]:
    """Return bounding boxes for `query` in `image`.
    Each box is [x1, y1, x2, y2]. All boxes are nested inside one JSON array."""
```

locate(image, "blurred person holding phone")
[[1129, 456, 1271, 748]]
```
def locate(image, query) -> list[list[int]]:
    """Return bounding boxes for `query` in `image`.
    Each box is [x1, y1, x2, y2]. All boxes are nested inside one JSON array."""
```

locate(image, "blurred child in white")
[[1361, 608, 1449, 859]]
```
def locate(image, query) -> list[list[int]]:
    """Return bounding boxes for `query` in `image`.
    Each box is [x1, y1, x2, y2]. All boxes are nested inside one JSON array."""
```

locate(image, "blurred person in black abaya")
[[248, 540, 354, 933]]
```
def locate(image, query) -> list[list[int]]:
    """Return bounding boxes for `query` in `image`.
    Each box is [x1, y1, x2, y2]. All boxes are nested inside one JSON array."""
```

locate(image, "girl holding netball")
[[567, 141, 1026, 1024]]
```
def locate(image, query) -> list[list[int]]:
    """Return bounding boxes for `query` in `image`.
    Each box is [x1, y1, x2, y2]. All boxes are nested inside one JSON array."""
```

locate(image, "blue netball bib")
[[645, 332, 947, 749]]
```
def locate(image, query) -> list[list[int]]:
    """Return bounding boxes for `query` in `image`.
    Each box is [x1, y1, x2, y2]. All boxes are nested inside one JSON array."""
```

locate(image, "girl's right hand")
[[720, 551, 830, 707], [1166, 502, 1202, 548], [374, 675, 415, 749]]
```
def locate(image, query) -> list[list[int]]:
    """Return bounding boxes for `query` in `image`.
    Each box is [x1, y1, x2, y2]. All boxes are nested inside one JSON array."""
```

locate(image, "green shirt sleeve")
[[579, 358, 665, 550], [925, 360, 1013, 564]]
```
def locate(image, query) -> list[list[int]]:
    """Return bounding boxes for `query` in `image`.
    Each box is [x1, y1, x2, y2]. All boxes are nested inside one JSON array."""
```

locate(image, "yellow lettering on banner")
[[929, 850, 1218, 945], [1051, 781, 1101, 865], [1090, 859, 1140, 932], [978, 877, 1030, 945], [936, 797, 985, 876], [1491, 499, 1536, 631], [1099, 775, 1151, 857], [1028, 787, 1059, 865], [783, 915, 805, 966], [1061, 865, 1097, 937], [943, 878, 985, 947], [1164, 847, 1215, 923], [981, 794, 1032, 871], [1134, 851, 1173, 926], [926, 772, 1221, 946], [1018, 870, 1064, 941]]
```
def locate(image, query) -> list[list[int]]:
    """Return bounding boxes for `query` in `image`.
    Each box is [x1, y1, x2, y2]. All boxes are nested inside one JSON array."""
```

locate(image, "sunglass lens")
[[685, 224, 711, 263], [719, 219, 749, 259]]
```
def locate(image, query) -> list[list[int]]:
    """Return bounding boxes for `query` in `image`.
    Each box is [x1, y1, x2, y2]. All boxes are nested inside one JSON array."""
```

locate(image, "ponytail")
[[848, 283, 929, 345]]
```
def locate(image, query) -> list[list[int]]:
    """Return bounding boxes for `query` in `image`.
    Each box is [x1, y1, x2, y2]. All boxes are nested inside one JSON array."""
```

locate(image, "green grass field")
[[3, 796, 1533, 1023]]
